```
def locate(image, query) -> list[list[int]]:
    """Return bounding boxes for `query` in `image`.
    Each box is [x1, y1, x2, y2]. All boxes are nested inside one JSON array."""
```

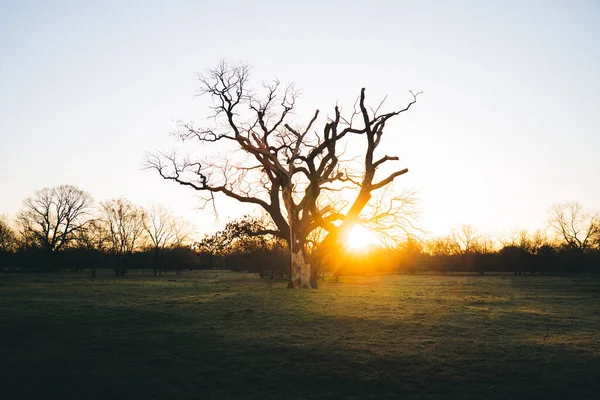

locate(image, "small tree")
[[99, 198, 146, 275], [425, 235, 460, 257], [472, 234, 497, 255], [197, 215, 287, 276], [0, 215, 17, 252], [450, 225, 480, 254], [396, 237, 424, 273], [73, 219, 110, 251], [71, 218, 110, 277], [0, 215, 17, 271], [499, 229, 550, 255], [144, 205, 191, 275]]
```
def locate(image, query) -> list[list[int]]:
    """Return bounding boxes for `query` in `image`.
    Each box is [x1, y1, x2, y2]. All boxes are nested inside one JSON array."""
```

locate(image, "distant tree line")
[[337, 202, 600, 276], [188, 202, 600, 278], [2, 188, 599, 277], [0, 185, 206, 276]]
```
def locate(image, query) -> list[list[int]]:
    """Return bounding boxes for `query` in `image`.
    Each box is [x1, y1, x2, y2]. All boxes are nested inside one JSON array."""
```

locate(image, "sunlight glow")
[[344, 225, 381, 251]]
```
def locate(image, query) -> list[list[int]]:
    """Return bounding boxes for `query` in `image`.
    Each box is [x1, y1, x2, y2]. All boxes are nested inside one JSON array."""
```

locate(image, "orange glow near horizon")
[[343, 225, 381, 251]]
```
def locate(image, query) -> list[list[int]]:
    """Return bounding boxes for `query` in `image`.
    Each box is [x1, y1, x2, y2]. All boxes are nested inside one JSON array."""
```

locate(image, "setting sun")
[[344, 225, 381, 251]]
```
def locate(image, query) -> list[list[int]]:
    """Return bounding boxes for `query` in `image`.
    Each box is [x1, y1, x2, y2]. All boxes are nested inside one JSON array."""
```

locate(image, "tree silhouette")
[[146, 61, 421, 288], [0, 214, 17, 252], [100, 198, 146, 275], [549, 202, 600, 251], [450, 225, 479, 254], [144, 204, 191, 275], [17, 185, 93, 252], [196, 215, 287, 276]]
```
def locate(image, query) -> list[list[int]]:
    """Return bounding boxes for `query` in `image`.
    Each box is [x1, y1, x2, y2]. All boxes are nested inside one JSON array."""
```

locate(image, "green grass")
[[1, 271, 599, 399]]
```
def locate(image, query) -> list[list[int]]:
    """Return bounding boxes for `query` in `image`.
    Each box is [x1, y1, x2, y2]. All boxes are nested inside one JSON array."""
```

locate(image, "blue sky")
[[1, 0, 599, 237]]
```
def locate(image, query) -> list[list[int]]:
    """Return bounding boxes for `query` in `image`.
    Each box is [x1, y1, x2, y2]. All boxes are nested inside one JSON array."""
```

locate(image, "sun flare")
[[344, 225, 380, 251]]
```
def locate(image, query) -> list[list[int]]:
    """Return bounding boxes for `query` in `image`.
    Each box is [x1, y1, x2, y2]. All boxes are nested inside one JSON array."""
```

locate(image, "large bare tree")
[[17, 185, 93, 252], [146, 61, 421, 288]]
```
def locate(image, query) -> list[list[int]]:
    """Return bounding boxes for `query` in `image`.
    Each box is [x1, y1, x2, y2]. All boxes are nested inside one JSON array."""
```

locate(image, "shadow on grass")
[[1, 274, 599, 400]]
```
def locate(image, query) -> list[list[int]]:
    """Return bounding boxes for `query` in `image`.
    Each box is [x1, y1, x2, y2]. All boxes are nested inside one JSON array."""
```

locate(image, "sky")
[[1, 0, 599, 238]]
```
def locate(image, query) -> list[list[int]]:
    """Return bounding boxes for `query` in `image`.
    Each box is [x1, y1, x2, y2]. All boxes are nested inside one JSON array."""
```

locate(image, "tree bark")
[[310, 261, 319, 288], [287, 208, 312, 287], [283, 185, 312, 289], [288, 244, 312, 289]]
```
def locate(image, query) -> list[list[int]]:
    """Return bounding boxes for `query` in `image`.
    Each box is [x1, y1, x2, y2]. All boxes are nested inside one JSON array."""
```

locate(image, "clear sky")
[[1, 0, 599, 238]]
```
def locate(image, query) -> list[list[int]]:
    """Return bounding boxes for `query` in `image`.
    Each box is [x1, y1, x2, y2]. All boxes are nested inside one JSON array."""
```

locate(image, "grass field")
[[1, 271, 599, 400]]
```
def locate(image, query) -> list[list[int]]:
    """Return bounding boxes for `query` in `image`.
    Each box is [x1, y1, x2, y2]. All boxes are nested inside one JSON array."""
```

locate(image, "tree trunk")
[[283, 185, 313, 289], [310, 262, 319, 288], [287, 224, 312, 288], [288, 246, 312, 288]]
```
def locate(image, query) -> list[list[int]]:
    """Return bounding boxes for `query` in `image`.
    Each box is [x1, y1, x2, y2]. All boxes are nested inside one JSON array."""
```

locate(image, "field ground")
[[1, 271, 599, 399]]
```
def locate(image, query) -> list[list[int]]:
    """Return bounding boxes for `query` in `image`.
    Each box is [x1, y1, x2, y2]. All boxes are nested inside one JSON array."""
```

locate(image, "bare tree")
[[72, 218, 110, 278], [529, 229, 552, 254], [0, 215, 17, 272], [472, 234, 497, 255], [450, 225, 480, 254], [549, 202, 600, 251], [499, 229, 551, 254], [145, 205, 177, 249], [172, 218, 193, 248], [146, 61, 421, 288], [425, 236, 460, 256], [99, 198, 146, 275], [73, 218, 110, 252], [17, 185, 93, 252], [144, 205, 191, 275], [0, 215, 17, 252]]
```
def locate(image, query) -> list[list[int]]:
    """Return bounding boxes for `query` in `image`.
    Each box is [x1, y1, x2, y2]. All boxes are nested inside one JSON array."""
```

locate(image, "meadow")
[[1, 271, 599, 399]]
